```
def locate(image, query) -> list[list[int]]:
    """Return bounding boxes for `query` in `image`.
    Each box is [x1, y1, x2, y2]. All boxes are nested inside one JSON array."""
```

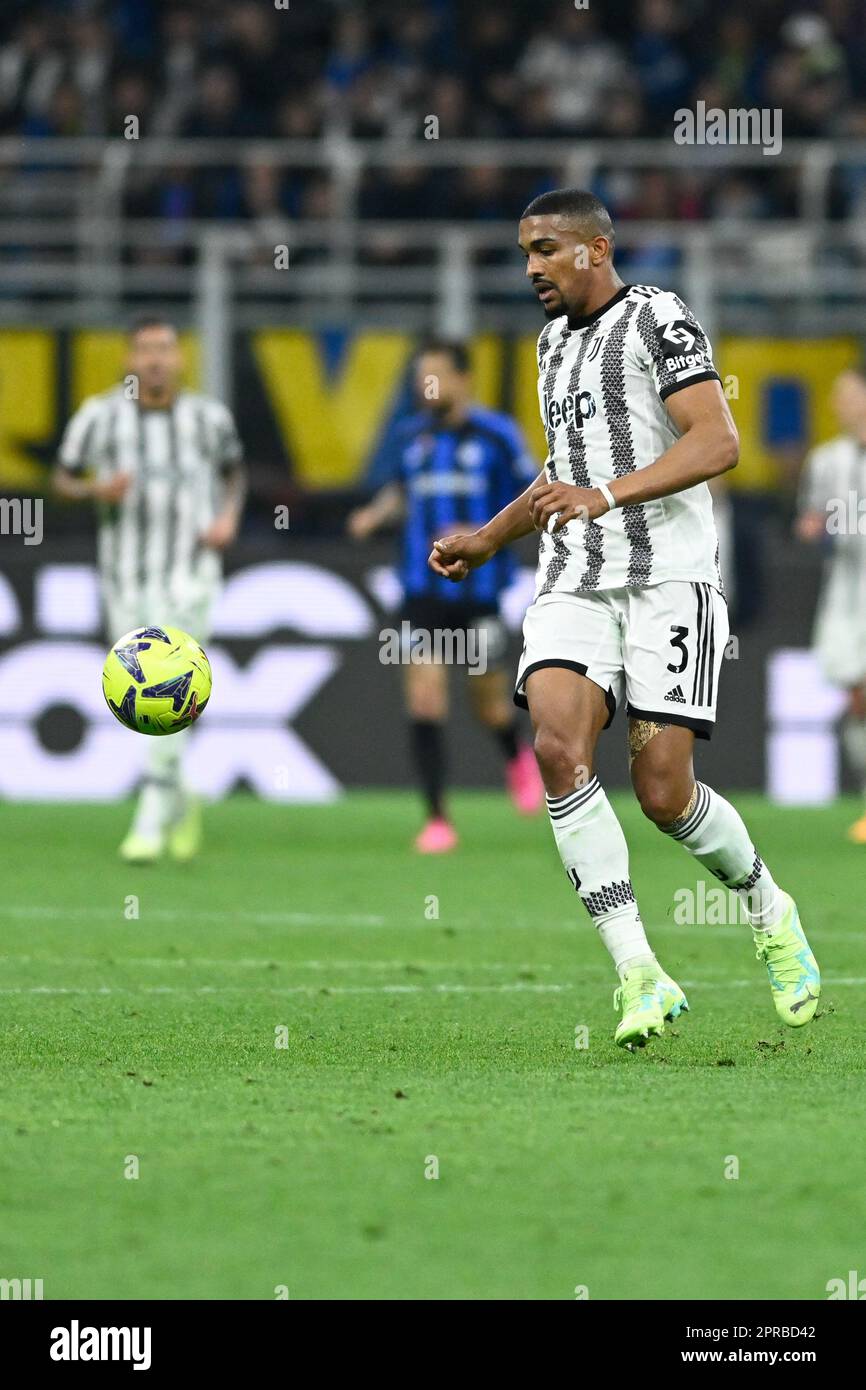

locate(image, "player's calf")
[[653, 777, 821, 1028]]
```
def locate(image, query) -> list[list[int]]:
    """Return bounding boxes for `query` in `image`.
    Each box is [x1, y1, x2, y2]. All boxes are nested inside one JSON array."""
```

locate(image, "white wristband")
[[597, 482, 618, 513]]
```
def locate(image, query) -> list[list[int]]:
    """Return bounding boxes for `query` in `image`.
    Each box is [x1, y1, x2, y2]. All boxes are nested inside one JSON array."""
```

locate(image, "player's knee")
[[408, 697, 445, 722], [406, 675, 446, 722], [634, 774, 684, 827], [533, 726, 591, 791]]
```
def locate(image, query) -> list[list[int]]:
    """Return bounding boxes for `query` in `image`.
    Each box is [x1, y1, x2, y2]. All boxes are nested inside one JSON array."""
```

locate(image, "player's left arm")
[[603, 379, 738, 509], [794, 445, 830, 543], [201, 409, 247, 550]]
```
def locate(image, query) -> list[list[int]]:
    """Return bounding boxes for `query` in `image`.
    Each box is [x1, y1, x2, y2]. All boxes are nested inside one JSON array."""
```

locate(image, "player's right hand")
[[94, 473, 132, 503], [428, 532, 494, 582]]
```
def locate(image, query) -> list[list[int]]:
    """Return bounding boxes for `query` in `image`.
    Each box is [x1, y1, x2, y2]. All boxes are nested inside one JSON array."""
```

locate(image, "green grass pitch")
[[2, 791, 865, 1301]]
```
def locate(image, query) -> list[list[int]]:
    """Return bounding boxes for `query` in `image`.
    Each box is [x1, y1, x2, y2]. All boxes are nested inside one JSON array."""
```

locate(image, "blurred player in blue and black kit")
[[348, 339, 543, 851]]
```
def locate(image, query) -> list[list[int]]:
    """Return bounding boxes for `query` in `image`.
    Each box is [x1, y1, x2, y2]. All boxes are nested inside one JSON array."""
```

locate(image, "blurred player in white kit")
[[53, 318, 246, 862], [797, 366, 866, 841]]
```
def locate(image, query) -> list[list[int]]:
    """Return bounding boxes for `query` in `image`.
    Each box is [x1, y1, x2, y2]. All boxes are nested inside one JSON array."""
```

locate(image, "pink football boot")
[[506, 744, 544, 815], [414, 817, 459, 853]]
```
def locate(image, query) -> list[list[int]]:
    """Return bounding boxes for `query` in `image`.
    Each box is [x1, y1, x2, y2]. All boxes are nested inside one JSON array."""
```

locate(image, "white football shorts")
[[514, 582, 729, 740]]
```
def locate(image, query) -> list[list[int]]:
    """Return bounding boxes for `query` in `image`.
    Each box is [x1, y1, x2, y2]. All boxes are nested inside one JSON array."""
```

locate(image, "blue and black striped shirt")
[[380, 407, 537, 605]]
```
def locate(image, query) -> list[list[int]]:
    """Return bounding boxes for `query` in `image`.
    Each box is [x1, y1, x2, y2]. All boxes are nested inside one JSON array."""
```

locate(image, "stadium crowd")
[[1, 0, 866, 233]]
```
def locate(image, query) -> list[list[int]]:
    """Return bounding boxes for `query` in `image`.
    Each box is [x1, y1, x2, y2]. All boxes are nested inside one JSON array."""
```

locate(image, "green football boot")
[[118, 830, 163, 864], [656, 970, 689, 1021], [168, 795, 202, 862], [613, 966, 665, 1050], [753, 893, 820, 1027]]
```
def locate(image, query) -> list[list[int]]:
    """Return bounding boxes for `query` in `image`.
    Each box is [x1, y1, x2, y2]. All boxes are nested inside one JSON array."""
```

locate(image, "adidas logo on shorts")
[[664, 685, 687, 703]]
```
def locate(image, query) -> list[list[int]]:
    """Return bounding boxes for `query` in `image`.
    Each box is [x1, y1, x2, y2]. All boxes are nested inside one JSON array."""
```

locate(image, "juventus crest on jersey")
[[59, 387, 243, 611], [534, 283, 725, 596]]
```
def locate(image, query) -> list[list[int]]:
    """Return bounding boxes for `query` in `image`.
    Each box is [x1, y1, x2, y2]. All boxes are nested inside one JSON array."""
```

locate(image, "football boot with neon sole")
[[753, 892, 820, 1027], [656, 969, 689, 1021], [118, 830, 163, 864], [613, 966, 666, 1050]]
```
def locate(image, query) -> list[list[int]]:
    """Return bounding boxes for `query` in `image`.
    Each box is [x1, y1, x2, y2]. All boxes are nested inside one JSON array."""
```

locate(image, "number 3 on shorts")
[[667, 625, 689, 674]]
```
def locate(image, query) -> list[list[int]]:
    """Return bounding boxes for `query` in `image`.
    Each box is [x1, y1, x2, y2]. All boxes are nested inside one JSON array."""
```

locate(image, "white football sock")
[[131, 733, 186, 838], [547, 777, 657, 977], [660, 781, 784, 930], [131, 778, 176, 840]]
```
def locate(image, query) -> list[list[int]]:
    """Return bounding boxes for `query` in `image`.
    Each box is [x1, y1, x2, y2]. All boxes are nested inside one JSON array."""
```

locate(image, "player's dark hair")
[[415, 338, 471, 374], [521, 188, 615, 253], [128, 315, 178, 339]]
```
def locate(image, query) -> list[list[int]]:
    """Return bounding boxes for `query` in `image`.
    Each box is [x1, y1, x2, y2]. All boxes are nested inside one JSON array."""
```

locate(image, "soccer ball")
[[102, 625, 212, 736]]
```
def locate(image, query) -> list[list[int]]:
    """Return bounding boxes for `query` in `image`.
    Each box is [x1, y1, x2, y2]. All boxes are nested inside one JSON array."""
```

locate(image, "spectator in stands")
[[423, 75, 471, 139], [150, 5, 205, 138], [182, 64, 260, 218], [0, 14, 63, 135], [380, 9, 445, 96], [341, 65, 406, 138], [517, 7, 630, 134], [763, 12, 848, 135], [68, 15, 113, 135], [704, 12, 766, 110], [221, 1, 286, 129], [631, 0, 692, 132], [2, 0, 866, 238], [240, 159, 288, 264], [325, 10, 374, 94], [22, 79, 82, 138], [183, 64, 259, 140], [106, 70, 155, 140], [462, 9, 522, 135]]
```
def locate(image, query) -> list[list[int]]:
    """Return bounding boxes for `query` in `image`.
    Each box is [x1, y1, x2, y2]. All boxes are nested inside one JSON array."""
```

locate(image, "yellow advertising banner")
[[0, 329, 859, 493]]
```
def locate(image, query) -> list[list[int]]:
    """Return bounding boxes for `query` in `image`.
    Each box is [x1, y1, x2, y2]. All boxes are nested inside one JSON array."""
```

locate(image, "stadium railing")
[[2, 135, 865, 396]]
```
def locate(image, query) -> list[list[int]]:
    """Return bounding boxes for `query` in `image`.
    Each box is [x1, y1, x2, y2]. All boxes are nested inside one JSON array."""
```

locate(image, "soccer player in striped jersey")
[[53, 317, 246, 863], [348, 339, 543, 851], [430, 189, 820, 1047], [796, 366, 866, 842]]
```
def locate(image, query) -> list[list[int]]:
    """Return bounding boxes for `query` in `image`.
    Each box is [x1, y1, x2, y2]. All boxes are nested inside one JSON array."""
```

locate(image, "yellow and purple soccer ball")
[[102, 625, 212, 735]]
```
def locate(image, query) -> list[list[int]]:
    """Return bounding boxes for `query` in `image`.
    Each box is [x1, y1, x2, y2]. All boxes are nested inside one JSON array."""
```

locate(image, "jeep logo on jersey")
[[543, 390, 597, 431], [658, 320, 704, 355]]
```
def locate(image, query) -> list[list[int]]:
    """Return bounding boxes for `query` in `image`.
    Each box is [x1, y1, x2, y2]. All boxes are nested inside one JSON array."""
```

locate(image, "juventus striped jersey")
[[533, 283, 724, 595], [799, 435, 866, 615], [58, 387, 243, 608]]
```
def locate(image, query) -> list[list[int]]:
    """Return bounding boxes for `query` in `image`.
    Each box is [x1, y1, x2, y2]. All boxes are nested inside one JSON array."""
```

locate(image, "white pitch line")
[[2, 905, 861, 945], [0, 982, 569, 997], [2, 905, 387, 927], [0, 978, 863, 998], [0, 954, 554, 973]]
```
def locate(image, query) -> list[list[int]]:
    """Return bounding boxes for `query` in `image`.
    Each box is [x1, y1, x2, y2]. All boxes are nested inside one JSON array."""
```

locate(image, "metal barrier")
[[2, 135, 866, 394]]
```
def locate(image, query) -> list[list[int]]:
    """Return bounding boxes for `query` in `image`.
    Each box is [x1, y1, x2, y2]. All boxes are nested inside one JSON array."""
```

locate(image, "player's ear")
[[589, 235, 611, 266]]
